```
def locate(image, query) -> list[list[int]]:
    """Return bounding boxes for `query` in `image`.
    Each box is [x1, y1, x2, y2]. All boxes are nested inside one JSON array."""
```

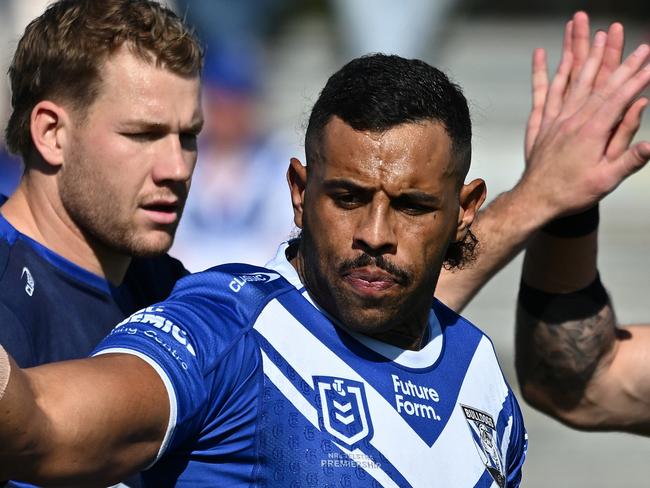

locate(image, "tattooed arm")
[[510, 12, 650, 435], [516, 225, 650, 435]]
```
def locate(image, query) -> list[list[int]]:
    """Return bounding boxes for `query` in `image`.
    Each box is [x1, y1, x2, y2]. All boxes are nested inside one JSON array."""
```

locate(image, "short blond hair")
[[5, 0, 203, 158]]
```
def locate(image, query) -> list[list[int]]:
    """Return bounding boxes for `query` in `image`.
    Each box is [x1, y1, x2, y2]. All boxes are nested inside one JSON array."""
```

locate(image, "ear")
[[454, 178, 487, 242], [30, 100, 71, 168], [287, 157, 308, 229]]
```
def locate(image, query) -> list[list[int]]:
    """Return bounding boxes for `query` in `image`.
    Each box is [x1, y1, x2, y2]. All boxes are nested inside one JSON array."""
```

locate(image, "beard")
[[59, 147, 184, 258], [298, 217, 434, 337]]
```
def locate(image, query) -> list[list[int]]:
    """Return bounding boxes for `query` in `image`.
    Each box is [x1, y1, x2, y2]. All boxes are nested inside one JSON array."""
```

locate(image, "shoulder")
[[165, 263, 294, 338], [433, 298, 514, 401], [170, 262, 294, 309], [0, 236, 36, 366], [105, 263, 295, 367], [433, 298, 495, 348]]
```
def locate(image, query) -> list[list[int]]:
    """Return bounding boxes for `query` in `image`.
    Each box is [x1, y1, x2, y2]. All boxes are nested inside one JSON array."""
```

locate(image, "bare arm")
[[512, 15, 650, 434], [435, 183, 548, 311], [516, 230, 650, 435], [0, 352, 168, 485], [436, 13, 650, 311]]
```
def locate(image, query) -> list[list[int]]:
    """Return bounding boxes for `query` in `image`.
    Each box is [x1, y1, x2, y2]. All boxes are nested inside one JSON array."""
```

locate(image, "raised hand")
[[521, 11, 650, 219]]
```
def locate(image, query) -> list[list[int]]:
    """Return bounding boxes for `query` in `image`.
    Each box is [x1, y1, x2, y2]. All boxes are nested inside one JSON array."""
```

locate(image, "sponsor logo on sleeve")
[[229, 272, 281, 293], [115, 306, 196, 360], [461, 404, 505, 487], [21, 267, 35, 296]]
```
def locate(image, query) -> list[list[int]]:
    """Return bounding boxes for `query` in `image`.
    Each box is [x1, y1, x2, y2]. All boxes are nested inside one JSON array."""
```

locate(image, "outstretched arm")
[[435, 12, 650, 311], [514, 18, 650, 434], [0, 347, 168, 485]]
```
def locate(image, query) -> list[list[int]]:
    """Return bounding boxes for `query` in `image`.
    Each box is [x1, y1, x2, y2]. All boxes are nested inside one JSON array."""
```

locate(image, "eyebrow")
[[119, 118, 204, 133], [322, 178, 370, 193], [322, 178, 443, 206]]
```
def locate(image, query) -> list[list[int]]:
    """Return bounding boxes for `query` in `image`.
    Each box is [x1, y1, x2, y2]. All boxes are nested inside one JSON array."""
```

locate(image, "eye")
[[393, 199, 435, 216], [332, 192, 365, 209], [180, 132, 199, 149], [122, 132, 162, 142]]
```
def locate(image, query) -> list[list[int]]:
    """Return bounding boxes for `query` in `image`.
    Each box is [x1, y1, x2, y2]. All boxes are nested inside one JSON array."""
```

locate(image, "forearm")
[[436, 181, 554, 311], [514, 224, 646, 431], [0, 353, 168, 484]]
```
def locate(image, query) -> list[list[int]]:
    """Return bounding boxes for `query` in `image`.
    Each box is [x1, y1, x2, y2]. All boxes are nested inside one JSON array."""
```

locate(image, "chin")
[[337, 308, 396, 336], [121, 230, 175, 257]]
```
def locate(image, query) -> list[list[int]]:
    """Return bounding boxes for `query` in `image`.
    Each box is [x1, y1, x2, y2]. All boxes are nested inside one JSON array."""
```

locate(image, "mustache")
[[338, 253, 411, 285], [140, 184, 188, 206]]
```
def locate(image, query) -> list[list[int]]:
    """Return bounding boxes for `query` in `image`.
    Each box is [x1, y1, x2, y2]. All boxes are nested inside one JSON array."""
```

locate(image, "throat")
[[370, 324, 430, 351]]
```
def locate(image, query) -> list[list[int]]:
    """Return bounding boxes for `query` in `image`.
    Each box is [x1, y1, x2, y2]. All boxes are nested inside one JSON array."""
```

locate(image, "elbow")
[[517, 370, 618, 432], [515, 359, 598, 431]]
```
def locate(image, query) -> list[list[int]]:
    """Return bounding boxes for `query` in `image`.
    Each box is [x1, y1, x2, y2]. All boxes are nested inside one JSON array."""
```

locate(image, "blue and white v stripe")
[[254, 298, 510, 487]]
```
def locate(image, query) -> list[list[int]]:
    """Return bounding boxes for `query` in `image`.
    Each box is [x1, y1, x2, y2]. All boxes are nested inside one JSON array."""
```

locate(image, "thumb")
[[611, 141, 650, 183]]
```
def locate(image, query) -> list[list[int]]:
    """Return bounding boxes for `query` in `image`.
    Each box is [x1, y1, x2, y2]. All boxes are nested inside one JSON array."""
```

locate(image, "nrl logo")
[[314, 376, 374, 449], [461, 404, 506, 488]]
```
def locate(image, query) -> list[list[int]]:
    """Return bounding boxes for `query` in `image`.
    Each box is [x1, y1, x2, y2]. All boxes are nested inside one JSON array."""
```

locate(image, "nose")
[[352, 201, 397, 256], [151, 134, 195, 184]]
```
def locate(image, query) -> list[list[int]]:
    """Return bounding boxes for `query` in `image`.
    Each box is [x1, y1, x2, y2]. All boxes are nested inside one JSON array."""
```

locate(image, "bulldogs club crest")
[[314, 376, 374, 449], [461, 404, 506, 488]]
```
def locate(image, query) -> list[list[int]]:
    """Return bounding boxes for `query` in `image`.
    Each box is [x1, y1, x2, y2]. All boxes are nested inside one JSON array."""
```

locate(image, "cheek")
[[398, 215, 454, 261], [307, 198, 352, 237]]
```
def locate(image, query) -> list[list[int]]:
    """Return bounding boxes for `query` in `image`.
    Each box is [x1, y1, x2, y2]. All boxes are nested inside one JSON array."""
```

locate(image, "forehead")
[[316, 117, 456, 191], [88, 46, 202, 122]]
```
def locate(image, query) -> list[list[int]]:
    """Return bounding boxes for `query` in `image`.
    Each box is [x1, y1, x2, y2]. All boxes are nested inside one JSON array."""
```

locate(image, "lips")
[[140, 200, 180, 225], [343, 267, 401, 296]]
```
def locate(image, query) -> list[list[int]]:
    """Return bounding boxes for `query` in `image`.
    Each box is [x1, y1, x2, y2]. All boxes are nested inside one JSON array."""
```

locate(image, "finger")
[[570, 11, 591, 82], [598, 44, 650, 99], [594, 22, 625, 89], [606, 97, 648, 160], [582, 45, 650, 128], [565, 30, 608, 107], [531, 48, 549, 110], [526, 48, 549, 158], [563, 19, 574, 63], [542, 22, 574, 122]]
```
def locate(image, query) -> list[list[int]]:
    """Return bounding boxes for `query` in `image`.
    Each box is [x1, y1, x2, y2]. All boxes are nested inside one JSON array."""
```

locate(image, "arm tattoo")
[[516, 303, 617, 409]]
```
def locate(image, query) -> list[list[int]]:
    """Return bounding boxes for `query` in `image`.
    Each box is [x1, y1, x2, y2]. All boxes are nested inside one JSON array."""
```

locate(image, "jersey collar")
[[265, 241, 444, 368]]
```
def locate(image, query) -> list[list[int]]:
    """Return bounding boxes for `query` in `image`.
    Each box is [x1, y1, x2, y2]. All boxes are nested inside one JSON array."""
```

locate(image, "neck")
[[1, 176, 131, 285], [368, 317, 430, 351]]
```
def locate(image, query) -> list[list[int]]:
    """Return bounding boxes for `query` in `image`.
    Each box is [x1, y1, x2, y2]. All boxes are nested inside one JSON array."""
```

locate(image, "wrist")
[[507, 179, 558, 232]]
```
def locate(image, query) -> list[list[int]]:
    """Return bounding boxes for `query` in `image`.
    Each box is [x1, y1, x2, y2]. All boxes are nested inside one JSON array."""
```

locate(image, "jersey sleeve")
[[505, 391, 528, 487], [91, 264, 289, 465], [91, 297, 212, 461]]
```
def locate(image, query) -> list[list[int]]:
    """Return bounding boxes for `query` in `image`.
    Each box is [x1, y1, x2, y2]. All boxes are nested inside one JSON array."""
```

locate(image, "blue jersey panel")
[[0, 208, 186, 487], [93, 260, 527, 487], [0, 214, 186, 368]]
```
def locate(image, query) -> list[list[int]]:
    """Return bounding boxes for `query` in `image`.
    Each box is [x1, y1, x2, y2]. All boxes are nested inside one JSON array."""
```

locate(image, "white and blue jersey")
[[94, 244, 527, 487]]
